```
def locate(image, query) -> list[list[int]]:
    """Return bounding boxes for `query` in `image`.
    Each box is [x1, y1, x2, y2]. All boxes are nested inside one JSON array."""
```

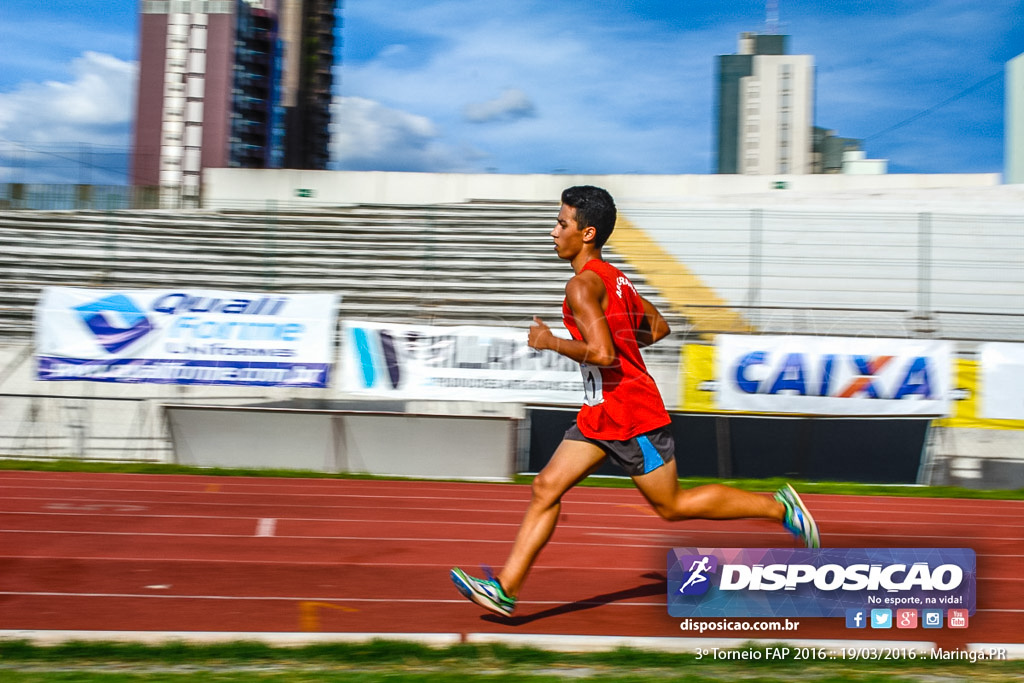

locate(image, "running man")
[[451, 185, 819, 618]]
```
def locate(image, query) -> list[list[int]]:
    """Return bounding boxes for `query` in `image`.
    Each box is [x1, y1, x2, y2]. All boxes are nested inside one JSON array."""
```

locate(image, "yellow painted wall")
[[611, 217, 751, 338]]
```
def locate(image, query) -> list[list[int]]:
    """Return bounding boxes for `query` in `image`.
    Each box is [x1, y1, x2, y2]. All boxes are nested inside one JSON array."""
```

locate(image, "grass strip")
[[1, 456, 1022, 500], [1, 640, 1023, 681]]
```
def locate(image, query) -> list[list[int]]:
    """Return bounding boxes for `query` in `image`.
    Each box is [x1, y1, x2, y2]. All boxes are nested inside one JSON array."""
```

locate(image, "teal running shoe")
[[775, 483, 821, 548], [450, 566, 516, 617]]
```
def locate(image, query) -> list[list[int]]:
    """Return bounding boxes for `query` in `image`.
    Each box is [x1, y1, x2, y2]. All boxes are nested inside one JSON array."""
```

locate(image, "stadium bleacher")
[[0, 201, 689, 348]]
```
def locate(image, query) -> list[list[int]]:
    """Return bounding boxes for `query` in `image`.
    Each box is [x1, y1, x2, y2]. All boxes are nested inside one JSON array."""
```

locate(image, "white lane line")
[[1, 555, 1020, 585], [0, 486, 535, 505], [2, 511, 527, 528], [4, 509, 1024, 534], [0, 590, 658, 607], [2, 528, 1022, 545], [2, 502, 1020, 532], [3, 485, 1019, 513], [4, 489, 1019, 516], [1, 551, 1021, 581], [1, 591, 1022, 617], [255, 518, 277, 537], [0, 630, 467, 647], [585, 530, 1024, 542], [0, 555, 673, 570]]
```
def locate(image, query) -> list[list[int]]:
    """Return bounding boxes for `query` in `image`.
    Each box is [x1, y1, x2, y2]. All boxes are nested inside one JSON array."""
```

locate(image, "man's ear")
[[581, 225, 598, 243]]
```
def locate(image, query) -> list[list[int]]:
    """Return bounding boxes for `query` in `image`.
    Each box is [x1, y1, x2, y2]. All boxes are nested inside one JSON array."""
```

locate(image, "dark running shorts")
[[563, 423, 675, 477]]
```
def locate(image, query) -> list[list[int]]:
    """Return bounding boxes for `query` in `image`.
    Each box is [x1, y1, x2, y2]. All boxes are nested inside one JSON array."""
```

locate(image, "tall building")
[[714, 32, 814, 175], [279, 0, 336, 170], [1007, 52, 1024, 185], [131, 0, 337, 203], [812, 127, 862, 174]]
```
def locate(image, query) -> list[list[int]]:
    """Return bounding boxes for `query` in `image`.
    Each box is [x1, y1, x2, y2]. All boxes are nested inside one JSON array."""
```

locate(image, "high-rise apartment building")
[[714, 32, 814, 175], [279, 0, 335, 170], [131, 0, 336, 203]]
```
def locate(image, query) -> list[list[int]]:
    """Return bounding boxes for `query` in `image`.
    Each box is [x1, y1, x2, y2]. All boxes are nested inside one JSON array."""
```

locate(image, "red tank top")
[[562, 260, 670, 440]]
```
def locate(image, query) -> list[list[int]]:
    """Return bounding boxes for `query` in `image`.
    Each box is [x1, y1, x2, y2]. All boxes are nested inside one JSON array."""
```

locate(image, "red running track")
[[0, 470, 1021, 651]]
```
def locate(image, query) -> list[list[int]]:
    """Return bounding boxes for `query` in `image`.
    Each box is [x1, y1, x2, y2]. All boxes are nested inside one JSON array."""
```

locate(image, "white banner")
[[35, 287, 338, 387], [715, 335, 953, 416], [980, 342, 1024, 420], [341, 320, 583, 404]]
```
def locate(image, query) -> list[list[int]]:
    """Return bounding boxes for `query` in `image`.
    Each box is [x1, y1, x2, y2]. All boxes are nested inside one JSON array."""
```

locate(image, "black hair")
[[560, 185, 616, 248]]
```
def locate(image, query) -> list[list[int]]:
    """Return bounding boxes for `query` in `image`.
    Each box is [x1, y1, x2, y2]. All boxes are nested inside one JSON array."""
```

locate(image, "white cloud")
[[339, 4, 720, 173], [335, 0, 1010, 175], [329, 95, 476, 171], [0, 51, 135, 146], [463, 89, 536, 124]]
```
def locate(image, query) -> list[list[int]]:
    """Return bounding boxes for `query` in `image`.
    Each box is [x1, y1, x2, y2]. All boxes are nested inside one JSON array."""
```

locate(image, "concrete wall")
[[165, 404, 521, 480], [0, 342, 292, 463], [0, 340, 672, 468], [1, 339, 527, 480], [926, 427, 1024, 490], [202, 168, 1001, 208]]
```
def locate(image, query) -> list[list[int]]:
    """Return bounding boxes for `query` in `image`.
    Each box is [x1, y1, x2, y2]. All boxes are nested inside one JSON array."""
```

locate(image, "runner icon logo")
[[677, 555, 718, 596]]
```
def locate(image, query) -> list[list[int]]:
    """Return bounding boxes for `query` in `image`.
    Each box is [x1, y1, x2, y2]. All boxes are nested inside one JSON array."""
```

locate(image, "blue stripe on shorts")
[[637, 435, 665, 474]]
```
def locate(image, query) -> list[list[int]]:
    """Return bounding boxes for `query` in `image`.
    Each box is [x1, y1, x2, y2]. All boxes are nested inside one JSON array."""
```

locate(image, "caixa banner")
[[35, 287, 338, 387], [668, 548, 975, 618], [715, 335, 953, 416]]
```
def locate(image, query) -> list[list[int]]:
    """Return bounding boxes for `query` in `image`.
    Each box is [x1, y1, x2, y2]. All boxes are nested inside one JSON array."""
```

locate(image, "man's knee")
[[530, 472, 564, 506], [652, 501, 688, 522], [649, 488, 716, 521]]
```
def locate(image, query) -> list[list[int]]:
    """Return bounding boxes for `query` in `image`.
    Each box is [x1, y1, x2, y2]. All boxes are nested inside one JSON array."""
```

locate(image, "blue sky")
[[1, 0, 1021, 184]]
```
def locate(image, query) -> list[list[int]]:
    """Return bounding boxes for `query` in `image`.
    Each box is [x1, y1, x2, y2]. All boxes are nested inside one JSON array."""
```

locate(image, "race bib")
[[580, 363, 604, 406]]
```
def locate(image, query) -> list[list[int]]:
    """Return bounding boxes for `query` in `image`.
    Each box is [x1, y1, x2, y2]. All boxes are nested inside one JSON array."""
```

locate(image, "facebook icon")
[[846, 609, 867, 629]]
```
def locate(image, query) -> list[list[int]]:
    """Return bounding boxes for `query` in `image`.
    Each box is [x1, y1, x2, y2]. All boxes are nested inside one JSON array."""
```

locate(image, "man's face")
[[551, 204, 584, 260]]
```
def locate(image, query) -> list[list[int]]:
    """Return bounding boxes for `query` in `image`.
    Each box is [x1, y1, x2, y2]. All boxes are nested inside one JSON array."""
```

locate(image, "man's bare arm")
[[528, 272, 616, 366], [635, 295, 670, 348]]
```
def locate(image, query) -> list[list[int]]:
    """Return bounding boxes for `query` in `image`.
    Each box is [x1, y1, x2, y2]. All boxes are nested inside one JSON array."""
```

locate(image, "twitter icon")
[[870, 609, 892, 629]]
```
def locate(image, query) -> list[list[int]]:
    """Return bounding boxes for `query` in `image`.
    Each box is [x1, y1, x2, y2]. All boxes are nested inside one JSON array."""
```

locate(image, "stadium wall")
[[202, 169, 1001, 208], [5, 337, 1024, 488], [0, 340, 662, 478], [3, 171, 1022, 487]]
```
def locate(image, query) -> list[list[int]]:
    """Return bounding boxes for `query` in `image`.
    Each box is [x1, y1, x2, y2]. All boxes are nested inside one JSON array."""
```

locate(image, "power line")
[[863, 71, 1002, 143], [0, 137, 132, 179], [765, 0, 780, 34]]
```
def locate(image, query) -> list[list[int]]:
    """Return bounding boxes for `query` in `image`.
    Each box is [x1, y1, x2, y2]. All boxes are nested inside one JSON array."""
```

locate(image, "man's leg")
[[497, 438, 607, 597], [631, 457, 783, 521]]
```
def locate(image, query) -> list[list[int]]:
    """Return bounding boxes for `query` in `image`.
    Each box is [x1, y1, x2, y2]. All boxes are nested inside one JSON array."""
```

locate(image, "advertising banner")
[[35, 287, 338, 387], [979, 342, 1024, 421], [715, 335, 953, 416], [341, 320, 582, 403], [668, 547, 976, 618]]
